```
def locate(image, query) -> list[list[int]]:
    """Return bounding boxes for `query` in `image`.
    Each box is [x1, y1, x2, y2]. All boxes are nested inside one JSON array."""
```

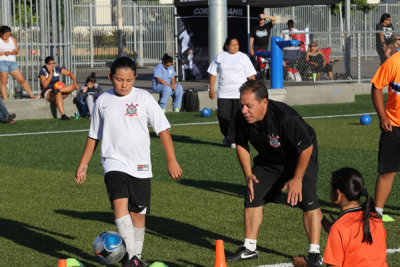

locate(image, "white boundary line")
[[255, 247, 400, 267], [0, 112, 376, 138]]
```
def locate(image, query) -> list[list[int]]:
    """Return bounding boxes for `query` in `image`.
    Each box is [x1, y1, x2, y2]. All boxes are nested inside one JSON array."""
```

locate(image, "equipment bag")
[[182, 88, 199, 112]]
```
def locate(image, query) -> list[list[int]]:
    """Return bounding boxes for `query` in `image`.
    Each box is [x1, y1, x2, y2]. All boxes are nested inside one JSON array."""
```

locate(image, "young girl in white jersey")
[[75, 57, 182, 267]]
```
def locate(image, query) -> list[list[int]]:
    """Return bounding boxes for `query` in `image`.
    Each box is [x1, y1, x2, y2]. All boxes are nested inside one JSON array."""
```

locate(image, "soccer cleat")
[[307, 253, 322, 267], [225, 245, 259, 262], [162, 108, 166, 113], [230, 143, 236, 149], [122, 255, 145, 267], [174, 107, 180, 112], [294, 253, 322, 267], [61, 114, 71, 120], [5, 113, 16, 123]]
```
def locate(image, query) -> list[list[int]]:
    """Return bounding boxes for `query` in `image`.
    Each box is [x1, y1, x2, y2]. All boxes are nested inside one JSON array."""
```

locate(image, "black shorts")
[[104, 171, 151, 214], [245, 147, 319, 211], [378, 126, 400, 174]]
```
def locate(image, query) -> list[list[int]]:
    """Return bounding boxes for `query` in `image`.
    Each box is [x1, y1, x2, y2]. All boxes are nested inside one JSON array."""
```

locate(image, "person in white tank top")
[[0, 25, 38, 100]]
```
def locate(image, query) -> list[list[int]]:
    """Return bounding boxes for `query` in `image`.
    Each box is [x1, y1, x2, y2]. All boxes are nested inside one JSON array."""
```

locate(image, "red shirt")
[[323, 208, 388, 267]]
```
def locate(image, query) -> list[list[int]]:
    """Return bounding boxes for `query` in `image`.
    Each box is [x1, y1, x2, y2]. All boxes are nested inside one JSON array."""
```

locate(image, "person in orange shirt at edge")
[[294, 168, 387, 267], [371, 51, 400, 221]]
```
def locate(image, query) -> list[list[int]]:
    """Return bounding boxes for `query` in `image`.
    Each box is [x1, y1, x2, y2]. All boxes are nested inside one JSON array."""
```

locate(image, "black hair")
[[0, 25, 11, 37], [161, 53, 173, 64], [380, 13, 391, 23], [331, 168, 379, 244], [287, 19, 294, 28], [45, 56, 54, 64], [41, 56, 55, 73], [223, 36, 238, 51], [110, 56, 137, 77], [85, 72, 96, 84], [239, 80, 269, 101]]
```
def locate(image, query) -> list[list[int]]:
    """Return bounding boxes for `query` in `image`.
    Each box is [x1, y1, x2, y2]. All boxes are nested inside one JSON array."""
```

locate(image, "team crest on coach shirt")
[[267, 134, 281, 148], [125, 103, 139, 117]]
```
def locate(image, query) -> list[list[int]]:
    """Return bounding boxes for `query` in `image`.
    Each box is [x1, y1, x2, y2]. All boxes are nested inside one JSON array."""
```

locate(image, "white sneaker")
[[174, 107, 180, 112], [230, 143, 236, 149]]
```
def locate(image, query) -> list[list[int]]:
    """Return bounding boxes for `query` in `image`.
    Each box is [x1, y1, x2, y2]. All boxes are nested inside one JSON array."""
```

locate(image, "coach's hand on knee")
[[282, 177, 302, 206]]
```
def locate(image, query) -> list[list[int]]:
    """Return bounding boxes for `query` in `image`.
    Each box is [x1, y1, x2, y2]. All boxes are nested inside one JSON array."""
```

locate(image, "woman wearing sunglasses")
[[384, 34, 400, 59]]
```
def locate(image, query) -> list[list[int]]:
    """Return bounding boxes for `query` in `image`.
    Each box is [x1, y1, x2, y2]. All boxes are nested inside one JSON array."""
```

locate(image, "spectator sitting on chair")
[[39, 56, 78, 120], [305, 42, 334, 80], [385, 33, 400, 59], [76, 72, 103, 119], [152, 53, 183, 113]]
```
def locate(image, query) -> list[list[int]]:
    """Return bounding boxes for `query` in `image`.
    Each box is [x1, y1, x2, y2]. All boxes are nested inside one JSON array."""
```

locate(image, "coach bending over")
[[226, 80, 323, 267]]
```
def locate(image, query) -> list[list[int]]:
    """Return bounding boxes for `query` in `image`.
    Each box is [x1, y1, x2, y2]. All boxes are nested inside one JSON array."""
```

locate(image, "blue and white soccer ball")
[[93, 231, 126, 265]]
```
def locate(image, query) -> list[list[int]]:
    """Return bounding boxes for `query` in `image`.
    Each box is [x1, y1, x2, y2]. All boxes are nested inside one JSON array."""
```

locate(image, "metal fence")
[[71, 0, 175, 67], [1, 0, 74, 98], [271, 4, 400, 59], [2, 1, 400, 99]]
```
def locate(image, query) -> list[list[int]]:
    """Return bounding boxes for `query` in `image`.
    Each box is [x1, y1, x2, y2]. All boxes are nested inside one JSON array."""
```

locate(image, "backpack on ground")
[[73, 96, 90, 117], [182, 88, 199, 112]]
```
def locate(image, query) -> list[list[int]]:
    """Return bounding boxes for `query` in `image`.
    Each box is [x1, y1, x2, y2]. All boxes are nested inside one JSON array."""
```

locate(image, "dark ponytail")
[[85, 72, 96, 84], [331, 168, 378, 244]]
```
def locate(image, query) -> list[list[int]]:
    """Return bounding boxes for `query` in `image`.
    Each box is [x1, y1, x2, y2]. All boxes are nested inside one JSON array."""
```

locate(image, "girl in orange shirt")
[[294, 167, 387, 267], [322, 168, 388, 267]]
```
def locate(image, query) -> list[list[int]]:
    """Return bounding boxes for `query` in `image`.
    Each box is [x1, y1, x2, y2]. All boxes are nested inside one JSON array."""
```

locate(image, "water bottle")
[[74, 112, 79, 119]]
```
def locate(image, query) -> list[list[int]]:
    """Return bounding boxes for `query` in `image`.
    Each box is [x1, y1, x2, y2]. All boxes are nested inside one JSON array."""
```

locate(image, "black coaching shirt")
[[235, 100, 316, 166]]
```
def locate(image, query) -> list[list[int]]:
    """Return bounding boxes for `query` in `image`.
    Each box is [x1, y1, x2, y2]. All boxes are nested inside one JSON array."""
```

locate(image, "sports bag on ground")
[[182, 88, 199, 112]]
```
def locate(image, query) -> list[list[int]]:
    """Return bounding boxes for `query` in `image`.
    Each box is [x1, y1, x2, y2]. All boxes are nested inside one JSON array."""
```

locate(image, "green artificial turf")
[[0, 94, 399, 266]]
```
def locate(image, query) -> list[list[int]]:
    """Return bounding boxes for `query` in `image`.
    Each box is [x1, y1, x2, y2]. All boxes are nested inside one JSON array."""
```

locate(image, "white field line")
[[255, 247, 400, 267], [0, 112, 376, 138]]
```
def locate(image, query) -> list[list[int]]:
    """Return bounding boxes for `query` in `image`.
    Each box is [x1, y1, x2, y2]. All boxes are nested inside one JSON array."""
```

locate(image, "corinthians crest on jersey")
[[267, 133, 281, 148], [125, 103, 139, 117]]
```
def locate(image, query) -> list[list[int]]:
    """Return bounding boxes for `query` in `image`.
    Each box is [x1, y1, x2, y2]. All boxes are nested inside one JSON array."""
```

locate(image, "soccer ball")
[[53, 81, 66, 89], [200, 107, 211, 117], [93, 231, 126, 265], [360, 114, 372, 125]]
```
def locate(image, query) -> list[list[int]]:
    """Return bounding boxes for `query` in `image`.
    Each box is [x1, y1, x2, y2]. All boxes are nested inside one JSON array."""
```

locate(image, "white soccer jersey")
[[89, 87, 171, 178], [207, 51, 256, 99]]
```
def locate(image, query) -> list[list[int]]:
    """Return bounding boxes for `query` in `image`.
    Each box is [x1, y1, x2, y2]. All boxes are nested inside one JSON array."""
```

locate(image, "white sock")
[[244, 238, 257, 252], [375, 207, 384, 216], [309, 244, 320, 254], [115, 215, 135, 259], [134, 227, 145, 259]]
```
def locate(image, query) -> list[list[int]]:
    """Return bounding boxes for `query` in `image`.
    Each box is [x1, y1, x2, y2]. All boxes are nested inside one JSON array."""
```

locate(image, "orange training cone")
[[58, 259, 67, 267], [214, 239, 227, 267]]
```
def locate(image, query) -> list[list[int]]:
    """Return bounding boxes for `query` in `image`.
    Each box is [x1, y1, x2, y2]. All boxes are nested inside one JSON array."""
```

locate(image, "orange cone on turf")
[[58, 259, 67, 267], [214, 239, 227, 267]]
